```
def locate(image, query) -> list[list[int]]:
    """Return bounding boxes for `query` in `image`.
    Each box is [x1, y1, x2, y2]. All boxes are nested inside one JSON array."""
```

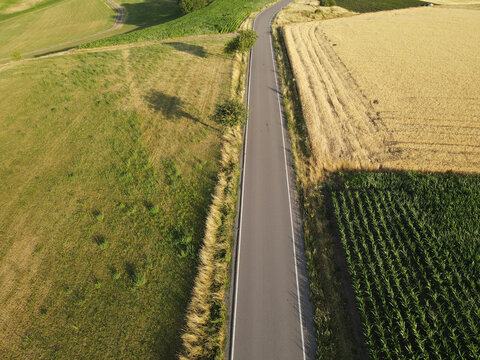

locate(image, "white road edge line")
[[269, 16, 307, 360], [229, 12, 257, 360]]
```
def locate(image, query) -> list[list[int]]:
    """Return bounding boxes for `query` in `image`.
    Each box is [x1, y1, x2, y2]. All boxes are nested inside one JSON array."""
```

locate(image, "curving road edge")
[[0, 0, 125, 62], [229, 1, 316, 359]]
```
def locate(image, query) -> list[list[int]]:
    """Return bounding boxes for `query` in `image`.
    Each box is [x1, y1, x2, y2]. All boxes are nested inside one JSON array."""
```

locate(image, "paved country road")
[[0, 0, 124, 62], [229, 1, 316, 359]]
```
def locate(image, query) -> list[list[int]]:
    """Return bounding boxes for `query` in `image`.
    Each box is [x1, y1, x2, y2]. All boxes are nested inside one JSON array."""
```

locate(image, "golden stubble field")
[[283, 5, 480, 176]]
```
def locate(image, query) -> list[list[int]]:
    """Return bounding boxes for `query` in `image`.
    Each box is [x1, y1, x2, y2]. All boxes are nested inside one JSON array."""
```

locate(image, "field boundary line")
[[63, 33, 234, 54], [0, 33, 235, 72]]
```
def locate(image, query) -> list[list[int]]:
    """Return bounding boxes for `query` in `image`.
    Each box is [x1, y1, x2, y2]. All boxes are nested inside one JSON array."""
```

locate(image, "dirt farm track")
[[283, 5, 480, 175]]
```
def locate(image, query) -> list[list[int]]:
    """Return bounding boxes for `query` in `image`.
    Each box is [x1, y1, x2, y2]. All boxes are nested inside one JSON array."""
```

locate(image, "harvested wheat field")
[[283, 5, 480, 175], [275, 0, 355, 26]]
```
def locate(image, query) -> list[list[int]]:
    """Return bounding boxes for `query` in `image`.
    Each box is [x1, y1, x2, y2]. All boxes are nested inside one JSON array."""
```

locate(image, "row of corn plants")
[[83, 0, 274, 48], [328, 172, 480, 359]]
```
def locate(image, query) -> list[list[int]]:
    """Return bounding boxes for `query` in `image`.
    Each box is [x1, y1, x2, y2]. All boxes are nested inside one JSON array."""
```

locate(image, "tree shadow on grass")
[[144, 90, 220, 132], [125, 261, 137, 281], [165, 42, 207, 58]]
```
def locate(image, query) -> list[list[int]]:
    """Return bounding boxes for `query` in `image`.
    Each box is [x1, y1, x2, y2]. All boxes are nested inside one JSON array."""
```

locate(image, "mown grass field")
[[275, 0, 423, 27], [0, 0, 62, 21], [0, 0, 185, 59], [328, 171, 480, 359], [83, 0, 274, 47], [0, 0, 46, 15], [276, 0, 356, 26], [0, 0, 114, 59], [0, 36, 232, 359]]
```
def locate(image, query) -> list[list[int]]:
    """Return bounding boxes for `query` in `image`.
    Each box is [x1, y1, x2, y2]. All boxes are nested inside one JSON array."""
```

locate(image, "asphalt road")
[[230, 1, 316, 359]]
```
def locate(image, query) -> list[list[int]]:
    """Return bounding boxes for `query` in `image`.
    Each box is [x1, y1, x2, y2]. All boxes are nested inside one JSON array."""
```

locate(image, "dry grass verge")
[[178, 35, 250, 360], [179, 125, 242, 359]]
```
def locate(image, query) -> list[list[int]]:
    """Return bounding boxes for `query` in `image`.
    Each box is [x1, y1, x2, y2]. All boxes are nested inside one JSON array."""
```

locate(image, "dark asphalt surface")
[[230, 1, 316, 359]]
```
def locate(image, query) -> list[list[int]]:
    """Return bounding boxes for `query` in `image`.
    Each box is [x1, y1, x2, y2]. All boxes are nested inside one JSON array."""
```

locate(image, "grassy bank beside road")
[[0, 36, 233, 359]]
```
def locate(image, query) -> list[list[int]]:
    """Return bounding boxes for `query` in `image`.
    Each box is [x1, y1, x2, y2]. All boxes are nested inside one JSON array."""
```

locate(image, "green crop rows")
[[83, 0, 273, 48], [335, 0, 424, 13], [327, 172, 480, 359]]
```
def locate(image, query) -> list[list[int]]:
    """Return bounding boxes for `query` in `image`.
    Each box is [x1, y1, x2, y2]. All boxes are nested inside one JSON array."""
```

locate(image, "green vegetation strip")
[[335, 0, 424, 13], [327, 171, 480, 359], [82, 0, 274, 48]]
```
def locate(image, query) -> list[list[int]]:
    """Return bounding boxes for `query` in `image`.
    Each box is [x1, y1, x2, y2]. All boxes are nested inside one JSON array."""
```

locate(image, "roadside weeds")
[[272, 22, 368, 359], [178, 40, 249, 360], [178, 124, 242, 360]]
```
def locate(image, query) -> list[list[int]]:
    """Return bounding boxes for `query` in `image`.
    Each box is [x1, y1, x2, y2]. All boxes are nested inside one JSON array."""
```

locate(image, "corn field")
[[328, 172, 480, 359], [83, 0, 273, 48]]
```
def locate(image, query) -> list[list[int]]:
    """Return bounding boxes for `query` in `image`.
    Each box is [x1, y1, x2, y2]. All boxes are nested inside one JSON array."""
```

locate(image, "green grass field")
[[328, 171, 480, 359], [0, 37, 233, 359], [0, 0, 273, 59], [0, 0, 114, 59], [0, 0, 185, 60], [0, 0, 46, 15], [83, 0, 274, 48], [335, 0, 424, 13], [0, 0, 62, 21]]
